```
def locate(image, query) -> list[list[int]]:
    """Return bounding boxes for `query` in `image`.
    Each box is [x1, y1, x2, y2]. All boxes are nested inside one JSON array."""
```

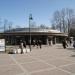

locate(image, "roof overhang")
[[0, 32, 68, 37]]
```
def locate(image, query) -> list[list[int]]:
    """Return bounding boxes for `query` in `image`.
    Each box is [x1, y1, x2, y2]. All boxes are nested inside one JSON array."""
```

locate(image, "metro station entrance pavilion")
[[0, 28, 68, 45]]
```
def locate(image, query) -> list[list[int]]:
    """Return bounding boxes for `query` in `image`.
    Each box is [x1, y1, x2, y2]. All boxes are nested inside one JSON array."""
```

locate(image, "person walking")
[[33, 40, 36, 47], [20, 40, 24, 54], [69, 39, 72, 46], [62, 39, 68, 49], [38, 40, 42, 48], [73, 41, 75, 48], [36, 40, 39, 48], [23, 41, 26, 48]]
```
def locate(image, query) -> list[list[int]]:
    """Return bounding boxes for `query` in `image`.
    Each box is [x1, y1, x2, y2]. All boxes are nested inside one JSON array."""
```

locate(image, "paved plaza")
[[0, 44, 75, 75]]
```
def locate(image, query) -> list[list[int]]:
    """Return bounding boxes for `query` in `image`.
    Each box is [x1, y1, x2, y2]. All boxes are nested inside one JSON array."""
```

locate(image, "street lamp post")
[[29, 14, 33, 51], [4, 22, 6, 52], [68, 19, 70, 40]]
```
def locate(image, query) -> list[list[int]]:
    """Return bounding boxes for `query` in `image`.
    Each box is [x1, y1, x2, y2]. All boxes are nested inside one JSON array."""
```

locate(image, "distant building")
[[0, 28, 68, 45]]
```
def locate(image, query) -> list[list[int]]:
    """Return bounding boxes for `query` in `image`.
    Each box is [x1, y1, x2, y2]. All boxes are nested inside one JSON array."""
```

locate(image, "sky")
[[0, 0, 75, 28]]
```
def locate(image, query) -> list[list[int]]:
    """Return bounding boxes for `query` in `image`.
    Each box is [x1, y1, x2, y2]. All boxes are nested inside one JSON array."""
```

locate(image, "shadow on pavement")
[[71, 55, 75, 57], [0, 51, 6, 54], [67, 48, 75, 51]]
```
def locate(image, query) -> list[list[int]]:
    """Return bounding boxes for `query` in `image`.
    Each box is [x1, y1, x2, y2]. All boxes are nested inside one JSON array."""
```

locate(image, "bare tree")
[[71, 16, 75, 26], [66, 8, 74, 33], [51, 8, 75, 33], [51, 23, 56, 29], [30, 21, 37, 28], [61, 8, 66, 32], [51, 10, 62, 32], [4, 19, 8, 32], [39, 24, 49, 29], [8, 22, 13, 30], [0, 18, 3, 32], [15, 25, 21, 28]]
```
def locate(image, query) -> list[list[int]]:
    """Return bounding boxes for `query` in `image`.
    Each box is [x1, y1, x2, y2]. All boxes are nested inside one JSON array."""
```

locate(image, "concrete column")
[[53, 37, 56, 44], [46, 37, 48, 45], [55, 37, 56, 44]]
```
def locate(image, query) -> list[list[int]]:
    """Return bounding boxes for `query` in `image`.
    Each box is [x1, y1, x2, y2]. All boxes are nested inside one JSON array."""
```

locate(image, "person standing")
[[36, 40, 39, 48], [23, 41, 26, 48], [33, 40, 36, 47], [73, 41, 75, 48], [38, 40, 42, 48], [62, 39, 68, 49], [69, 39, 72, 46], [20, 40, 24, 54]]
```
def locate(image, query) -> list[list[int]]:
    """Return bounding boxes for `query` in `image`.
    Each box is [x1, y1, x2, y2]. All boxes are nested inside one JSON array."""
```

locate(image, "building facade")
[[0, 28, 68, 45]]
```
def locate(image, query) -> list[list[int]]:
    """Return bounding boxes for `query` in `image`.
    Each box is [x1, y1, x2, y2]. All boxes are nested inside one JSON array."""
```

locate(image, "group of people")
[[19, 39, 42, 54], [33, 40, 42, 48], [19, 38, 75, 54], [62, 38, 75, 49]]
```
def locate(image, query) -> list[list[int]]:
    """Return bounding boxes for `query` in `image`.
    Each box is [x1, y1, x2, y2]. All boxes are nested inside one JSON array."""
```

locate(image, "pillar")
[[46, 37, 49, 45]]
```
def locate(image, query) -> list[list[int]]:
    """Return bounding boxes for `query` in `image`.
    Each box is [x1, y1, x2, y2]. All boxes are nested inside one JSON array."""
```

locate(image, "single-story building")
[[0, 28, 68, 45]]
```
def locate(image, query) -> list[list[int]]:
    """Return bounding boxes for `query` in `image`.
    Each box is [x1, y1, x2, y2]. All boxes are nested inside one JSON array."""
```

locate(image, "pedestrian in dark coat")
[[23, 41, 26, 48], [20, 40, 24, 54], [73, 41, 75, 48], [36, 40, 39, 48], [62, 39, 68, 49], [33, 40, 36, 47], [38, 40, 42, 48]]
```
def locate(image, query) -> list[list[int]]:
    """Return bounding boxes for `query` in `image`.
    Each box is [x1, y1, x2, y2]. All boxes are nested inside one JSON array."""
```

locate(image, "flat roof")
[[5, 28, 61, 33], [0, 28, 68, 36]]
